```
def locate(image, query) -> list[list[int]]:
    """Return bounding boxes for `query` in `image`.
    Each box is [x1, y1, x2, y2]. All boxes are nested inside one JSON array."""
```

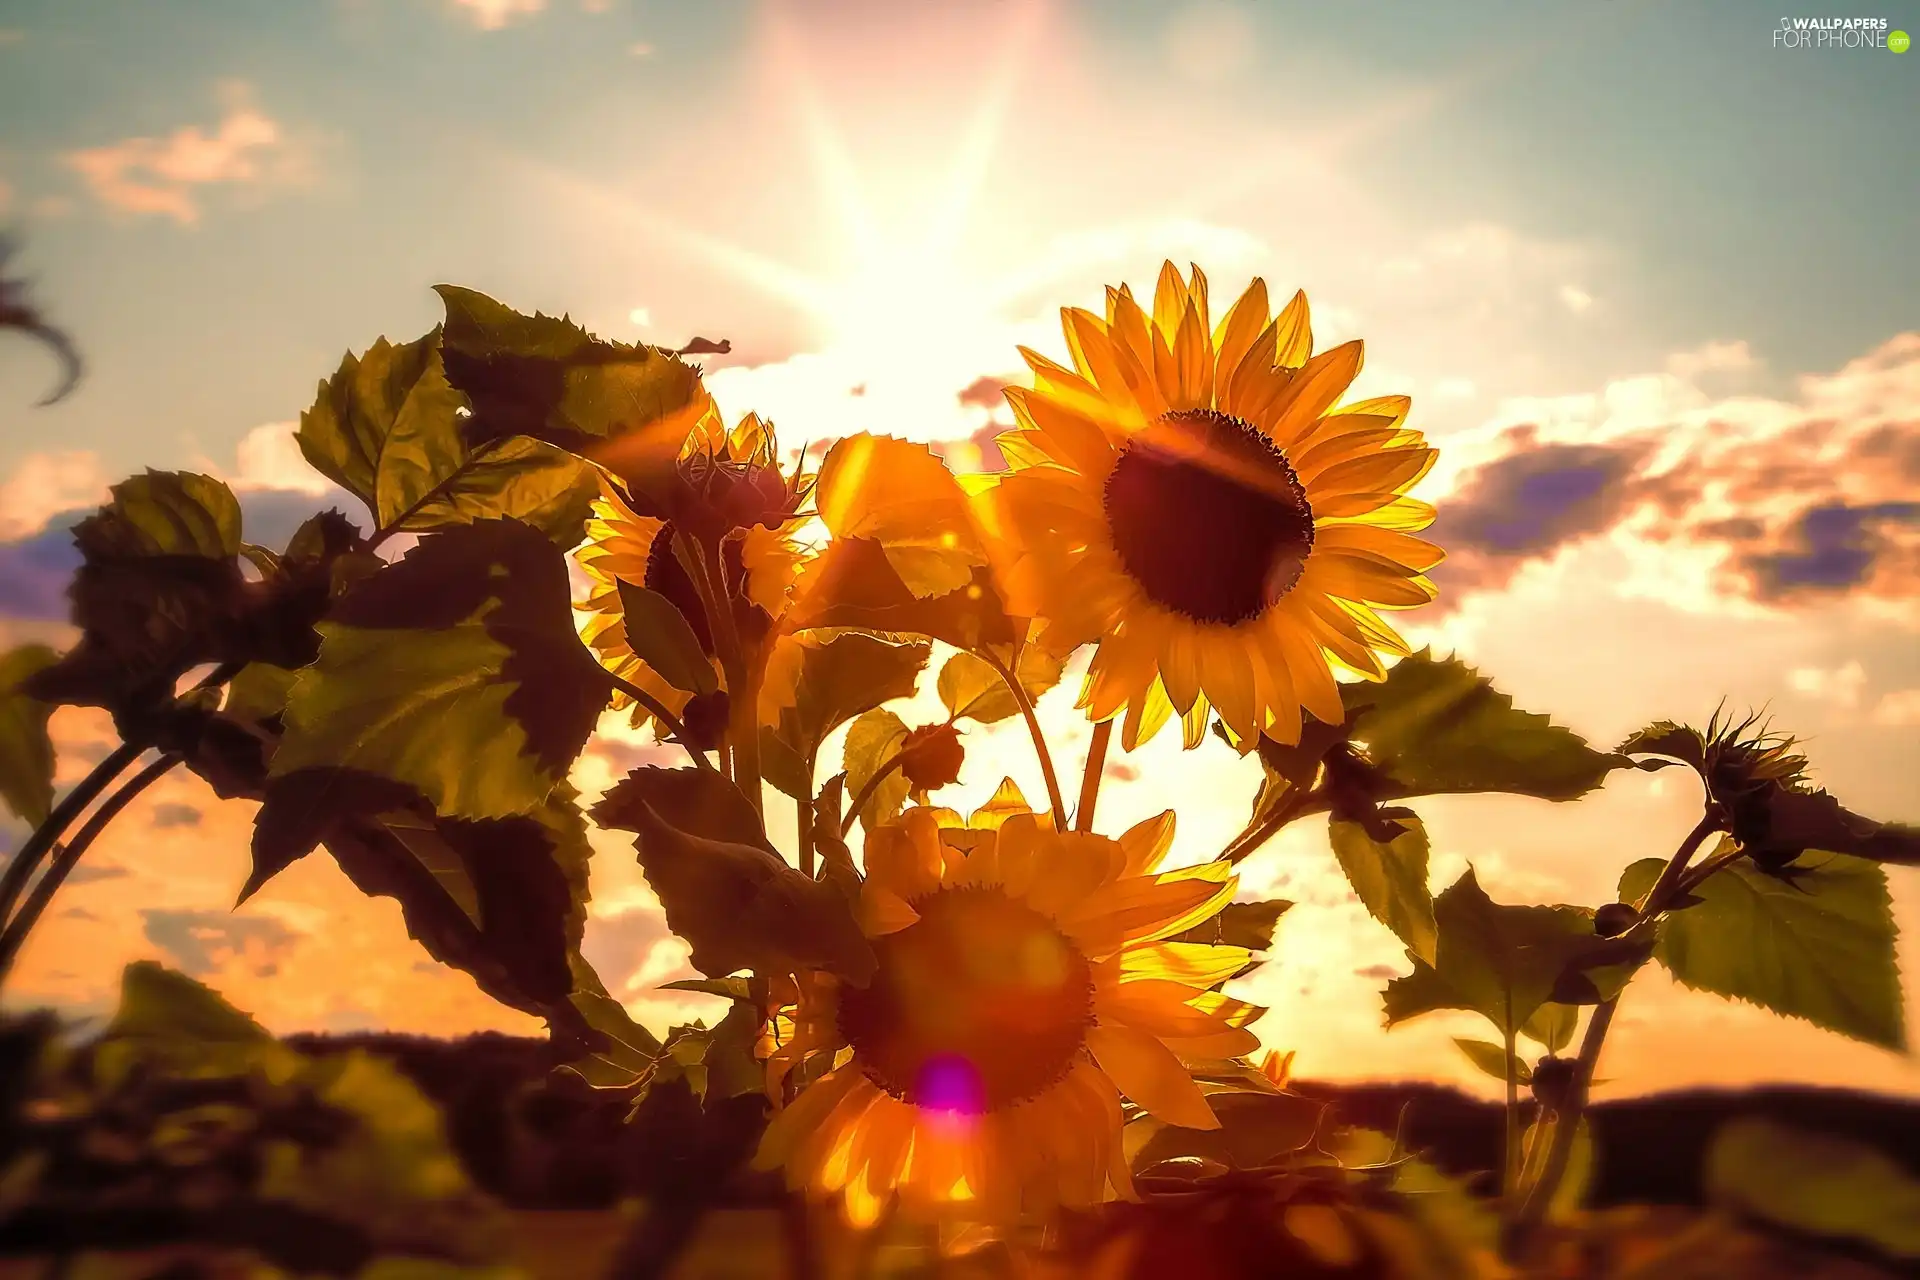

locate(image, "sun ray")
[[765, 1, 882, 257], [922, 0, 1045, 258]]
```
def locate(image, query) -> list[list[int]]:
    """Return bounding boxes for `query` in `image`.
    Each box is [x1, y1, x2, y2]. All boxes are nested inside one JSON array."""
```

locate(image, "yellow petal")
[[1311, 524, 1445, 573], [1121, 675, 1175, 752], [1305, 446, 1438, 503], [1162, 1026, 1264, 1058], [1151, 260, 1191, 341], [1086, 1023, 1219, 1130], [756, 1068, 860, 1172], [1096, 979, 1242, 1038], [1271, 288, 1313, 368], [1119, 940, 1251, 987], [1024, 833, 1127, 918], [860, 884, 921, 936], [1117, 810, 1176, 877], [1267, 339, 1364, 447], [1211, 277, 1270, 387]]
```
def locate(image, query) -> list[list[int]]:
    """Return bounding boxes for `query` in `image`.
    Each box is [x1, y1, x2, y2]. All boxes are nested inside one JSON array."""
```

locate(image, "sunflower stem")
[[1508, 812, 1721, 1255], [607, 675, 715, 772], [0, 740, 144, 944], [0, 753, 180, 984], [1221, 784, 1319, 864], [841, 752, 908, 840], [1075, 719, 1113, 834], [983, 649, 1067, 832], [797, 789, 815, 879], [684, 530, 763, 817], [1500, 1018, 1521, 1203]]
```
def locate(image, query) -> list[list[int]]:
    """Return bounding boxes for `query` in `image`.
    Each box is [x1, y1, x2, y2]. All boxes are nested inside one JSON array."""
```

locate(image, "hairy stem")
[[1509, 812, 1721, 1251], [1222, 785, 1319, 864], [983, 649, 1066, 831], [607, 674, 714, 772], [0, 753, 181, 982], [689, 535, 761, 816], [1502, 1019, 1521, 1204], [1075, 719, 1113, 834], [842, 752, 908, 840], [0, 740, 144, 939]]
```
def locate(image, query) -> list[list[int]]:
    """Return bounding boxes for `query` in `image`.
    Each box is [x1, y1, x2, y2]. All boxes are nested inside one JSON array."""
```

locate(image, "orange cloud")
[[63, 85, 309, 224]]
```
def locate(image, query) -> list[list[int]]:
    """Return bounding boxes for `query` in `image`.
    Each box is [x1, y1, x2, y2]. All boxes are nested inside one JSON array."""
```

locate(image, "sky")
[[1, 0, 1917, 1101]]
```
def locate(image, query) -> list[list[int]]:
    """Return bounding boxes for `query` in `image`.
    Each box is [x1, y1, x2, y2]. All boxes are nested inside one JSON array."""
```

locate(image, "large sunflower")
[[575, 409, 807, 730], [982, 262, 1443, 749], [755, 790, 1264, 1227]]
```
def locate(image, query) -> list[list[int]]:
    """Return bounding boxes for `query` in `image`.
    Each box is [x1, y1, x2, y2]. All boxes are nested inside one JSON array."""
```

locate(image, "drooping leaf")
[[842, 708, 911, 832], [590, 768, 876, 985], [298, 329, 595, 546], [1706, 1117, 1920, 1261], [787, 536, 1022, 654], [1453, 1037, 1531, 1085], [435, 285, 707, 502], [763, 633, 930, 793], [1342, 650, 1629, 802], [1171, 899, 1295, 952], [0, 644, 58, 824], [1128, 1090, 1325, 1173], [1383, 869, 1626, 1038], [272, 520, 611, 819], [936, 644, 1066, 725], [251, 768, 599, 1040], [1619, 852, 1905, 1051], [561, 953, 664, 1090], [616, 581, 719, 696], [591, 765, 770, 852], [1329, 810, 1437, 966], [221, 662, 299, 726], [814, 434, 988, 597], [23, 471, 251, 709], [1754, 787, 1920, 869]]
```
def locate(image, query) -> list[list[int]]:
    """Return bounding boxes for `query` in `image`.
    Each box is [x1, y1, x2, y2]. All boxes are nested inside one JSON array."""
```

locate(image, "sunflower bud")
[[898, 723, 965, 794], [1531, 1055, 1578, 1112], [1593, 902, 1638, 938]]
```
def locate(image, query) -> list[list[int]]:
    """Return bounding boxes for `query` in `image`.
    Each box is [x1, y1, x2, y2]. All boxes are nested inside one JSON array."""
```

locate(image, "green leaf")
[[1706, 1117, 1920, 1261], [1521, 1002, 1579, 1053], [936, 645, 1065, 725], [252, 770, 601, 1038], [787, 537, 1022, 653], [434, 285, 706, 501], [24, 471, 250, 709], [297, 330, 597, 546], [1171, 899, 1295, 952], [592, 765, 770, 851], [590, 768, 876, 985], [766, 633, 930, 795], [1343, 650, 1628, 802], [561, 954, 663, 1090], [1329, 811, 1438, 966], [660, 976, 754, 1001], [78, 469, 243, 559], [1383, 869, 1622, 1038], [272, 520, 611, 819], [1453, 1037, 1531, 1085], [842, 708, 911, 832], [106, 960, 272, 1045], [615, 582, 719, 695], [1522, 1114, 1593, 1219], [221, 661, 298, 726], [0, 645, 58, 824], [1619, 852, 1905, 1051], [1128, 1090, 1325, 1172]]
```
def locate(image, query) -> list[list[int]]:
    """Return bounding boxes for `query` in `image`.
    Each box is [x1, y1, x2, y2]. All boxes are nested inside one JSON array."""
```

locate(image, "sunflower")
[[574, 409, 808, 731], [755, 788, 1264, 1227], [981, 262, 1444, 750]]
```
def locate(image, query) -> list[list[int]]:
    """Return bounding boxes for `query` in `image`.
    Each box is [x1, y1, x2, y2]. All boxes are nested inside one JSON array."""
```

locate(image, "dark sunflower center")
[[836, 887, 1094, 1112], [641, 522, 747, 656], [1102, 408, 1315, 625]]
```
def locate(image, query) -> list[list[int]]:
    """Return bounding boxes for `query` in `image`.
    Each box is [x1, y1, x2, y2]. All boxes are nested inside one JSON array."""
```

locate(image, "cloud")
[[63, 84, 312, 224], [1426, 332, 1920, 624], [450, 0, 547, 30], [150, 802, 204, 829], [140, 907, 301, 978], [1871, 688, 1920, 726], [229, 422, 336, 497], [1558, 284, 1593, 314], [0, 453, 108, 541], [1786, 660, 1867, 708]]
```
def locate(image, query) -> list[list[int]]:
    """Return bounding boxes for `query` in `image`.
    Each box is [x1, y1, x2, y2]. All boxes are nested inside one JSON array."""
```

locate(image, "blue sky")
[[1, 0, 1917, 1096]]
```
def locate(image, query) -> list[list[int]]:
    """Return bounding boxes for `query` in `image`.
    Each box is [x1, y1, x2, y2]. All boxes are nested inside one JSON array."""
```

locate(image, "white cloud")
[[1786, 660, 1866, 708], [0, 452, 108, 540], [1871, 688, 1920, 726], [627, 306, 651, 326], [63, 83, 311, 225], [1666, 339, 1758, 379], [450, 0, 546, 30], [1558, 283, 1593, 313], [1432, 376, 1477, 401], [627, 40, 654, 57], [229, 421, 334, 496]]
